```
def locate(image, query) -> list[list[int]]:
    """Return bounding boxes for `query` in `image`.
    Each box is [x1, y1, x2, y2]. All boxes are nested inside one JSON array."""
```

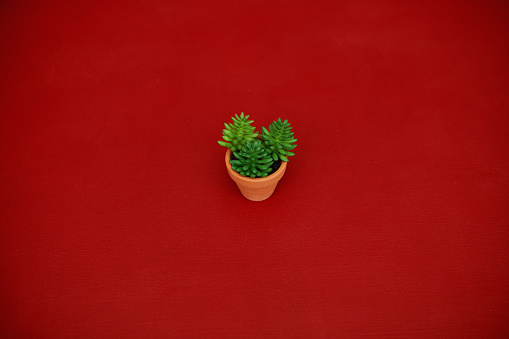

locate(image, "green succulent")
[[218, 112, 259, 152], [260, 118, 297, 161], [219, 113, 298, 178], [230, 139, 275, 178]]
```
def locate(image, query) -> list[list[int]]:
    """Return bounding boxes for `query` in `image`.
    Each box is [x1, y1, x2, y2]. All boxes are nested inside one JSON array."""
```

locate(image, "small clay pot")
[[225, 149, 287, 201]]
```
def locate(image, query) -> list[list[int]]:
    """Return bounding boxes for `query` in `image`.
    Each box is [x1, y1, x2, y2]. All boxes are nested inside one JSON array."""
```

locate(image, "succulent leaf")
[[261, 118, 297, 162], [229, 139, 275, 178], [218, 112, 259, 150]]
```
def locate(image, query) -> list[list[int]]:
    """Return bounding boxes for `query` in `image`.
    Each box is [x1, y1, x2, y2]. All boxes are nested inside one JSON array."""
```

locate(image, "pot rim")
[[225, 148, 287, 183]]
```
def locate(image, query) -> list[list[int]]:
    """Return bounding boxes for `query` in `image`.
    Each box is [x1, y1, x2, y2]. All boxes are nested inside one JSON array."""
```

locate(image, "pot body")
[[225, 149, 287, 201]]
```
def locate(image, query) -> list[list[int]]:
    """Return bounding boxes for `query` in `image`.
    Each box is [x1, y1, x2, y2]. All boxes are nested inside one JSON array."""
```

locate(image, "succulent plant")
[[261, 118, 297, 161], [219, 113, 297, 178], [230, 139, 275, 178], [217, 112, 258, 152]]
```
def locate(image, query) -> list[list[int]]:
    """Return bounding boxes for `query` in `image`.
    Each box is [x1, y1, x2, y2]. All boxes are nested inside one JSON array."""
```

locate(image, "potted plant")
[[218, 112, 297, 201]]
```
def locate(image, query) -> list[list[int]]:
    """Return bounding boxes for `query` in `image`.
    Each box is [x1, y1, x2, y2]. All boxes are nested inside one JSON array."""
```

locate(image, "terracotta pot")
[[225, 149, 287, 201]]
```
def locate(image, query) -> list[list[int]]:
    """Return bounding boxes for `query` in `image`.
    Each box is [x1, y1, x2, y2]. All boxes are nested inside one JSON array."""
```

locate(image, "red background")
[[1, 0, 509, 337]]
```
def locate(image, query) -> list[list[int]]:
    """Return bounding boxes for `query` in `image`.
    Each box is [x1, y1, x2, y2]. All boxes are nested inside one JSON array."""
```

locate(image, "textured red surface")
[[1, 0, 509, 337]]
